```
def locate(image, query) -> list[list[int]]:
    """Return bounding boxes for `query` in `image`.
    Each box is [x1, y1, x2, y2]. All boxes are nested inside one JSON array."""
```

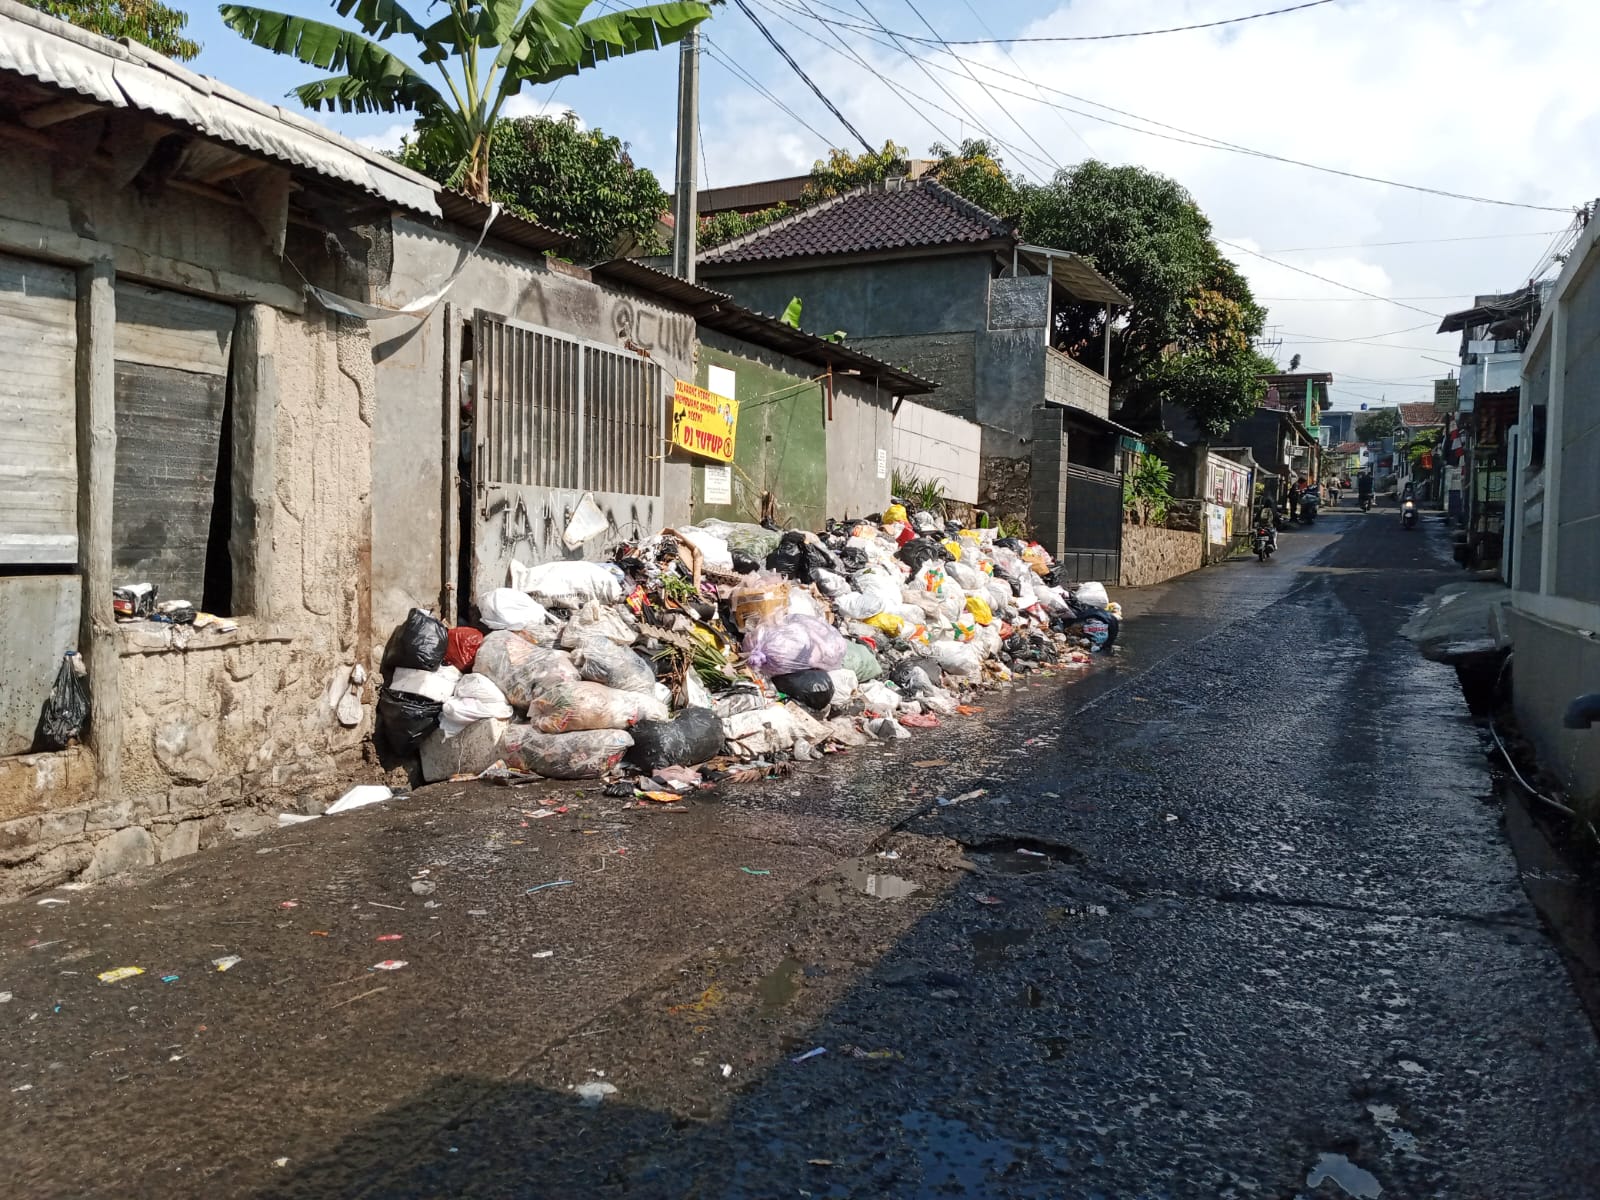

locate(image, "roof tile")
[[1398, 402, 1443, 427], [700, 181, 1013, 265]]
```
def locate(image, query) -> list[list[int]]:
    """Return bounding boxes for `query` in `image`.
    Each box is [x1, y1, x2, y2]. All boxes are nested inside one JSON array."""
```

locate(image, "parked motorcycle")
[[1252, 520, 1276, 562], [1299, 492, 1320, 524], [1401, 498, 1418, 529]]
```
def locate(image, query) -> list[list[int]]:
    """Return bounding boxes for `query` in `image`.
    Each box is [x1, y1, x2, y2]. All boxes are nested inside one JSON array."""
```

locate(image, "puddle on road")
[[971, 927, 1034, 970], [1306, 1152, 1383, 1198], [756, 957, 803, 1011], [898, 1109, 1018, 1191], [838, 860, 921, 900]]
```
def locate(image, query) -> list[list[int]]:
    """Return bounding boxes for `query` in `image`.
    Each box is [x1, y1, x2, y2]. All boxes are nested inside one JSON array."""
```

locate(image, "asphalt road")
[[4, 507, 1599, 1199]]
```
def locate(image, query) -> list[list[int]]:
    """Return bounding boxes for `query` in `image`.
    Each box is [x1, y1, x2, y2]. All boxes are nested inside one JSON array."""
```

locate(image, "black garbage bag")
[[389, 608, 448, 673], [771, 668, 834, 711], [38, 654, 90, 751], [837, 546, 869, 572], [888, 658, 937, 696], [995, 536, 1025, 551], [1075, 608, 1120, 651], [626, 706, 725, 771], [804, 541, 842, 579], [377, 688, 443, 752], [767, 535, 808, 580], [730, 549, 761, 574], [896, 538, 942, 573]]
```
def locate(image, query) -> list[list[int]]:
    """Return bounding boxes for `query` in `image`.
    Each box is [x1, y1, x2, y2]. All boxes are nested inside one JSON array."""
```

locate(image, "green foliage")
[[1123, 454, 1174, 526], [398, 111, 665, 261], [28, 0, 200, 58], [891, 468, 947, 515], [698, 202, 791, 251], [779, 297, 802, 328], [699, 140, 908, 250], [1356, 408, 1401, 441], [926, 139, 1020, 220], [220, 0, 711, 200]]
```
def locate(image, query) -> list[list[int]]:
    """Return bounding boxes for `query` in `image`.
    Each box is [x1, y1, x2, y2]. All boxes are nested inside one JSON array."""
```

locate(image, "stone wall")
[[0, 310, 381, 896], [1120, 523, 1204, 587], [980, 454, 1032, 529]]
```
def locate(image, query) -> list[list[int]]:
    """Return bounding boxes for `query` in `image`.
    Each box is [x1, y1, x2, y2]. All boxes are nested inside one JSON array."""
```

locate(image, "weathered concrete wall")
[[1119, 523, 1204, 587], [1507, 607, 1600, 819], [851, 331, 978, 423], [893, 401, 980, 503], [824, 378, 894, 520], [1045, 348, 1111, 420], [371, 218, 696, 631], [1, 310, 379, 895]]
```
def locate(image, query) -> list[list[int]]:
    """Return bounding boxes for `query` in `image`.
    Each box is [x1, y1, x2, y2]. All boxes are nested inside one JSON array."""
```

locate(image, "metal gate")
[[1058, 463, 1123, 584]]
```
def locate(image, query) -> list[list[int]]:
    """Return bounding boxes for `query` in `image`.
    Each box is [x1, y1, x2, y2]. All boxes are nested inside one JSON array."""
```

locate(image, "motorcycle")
[[1299, 492, 1320, 524], [1252, 520, 1276, 562], [1359, 494, 1373, 512], [1401, 498, 1418, 529]]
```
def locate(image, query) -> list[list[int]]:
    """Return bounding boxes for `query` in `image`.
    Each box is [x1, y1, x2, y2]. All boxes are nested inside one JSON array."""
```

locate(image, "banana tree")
[[220, 0, 710, 200]]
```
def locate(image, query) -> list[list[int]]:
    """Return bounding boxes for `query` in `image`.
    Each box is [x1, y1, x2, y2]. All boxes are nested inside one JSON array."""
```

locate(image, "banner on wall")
[[672, 380, 738, 462]]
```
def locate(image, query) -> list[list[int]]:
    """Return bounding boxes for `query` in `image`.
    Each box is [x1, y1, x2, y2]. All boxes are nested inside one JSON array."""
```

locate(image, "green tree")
[[399, 111, 666, 261], [220, 0, 710, 201], [1356, 408, 1401, 441], [803, 140, 909, 200], [926, 138, 1020, 221], [27, 0, 200, 59]]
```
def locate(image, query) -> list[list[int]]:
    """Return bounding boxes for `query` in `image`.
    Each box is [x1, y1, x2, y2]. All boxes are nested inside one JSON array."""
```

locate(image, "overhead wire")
[[1216, 239, 1445, 318], [701, 34, 836, 146], [1264, 230, 1567, 253], [767, 0, 1575, 213], [891, 0, 1067, 175], [953, 0, 1093, 156], [732, 0, 875, 153]]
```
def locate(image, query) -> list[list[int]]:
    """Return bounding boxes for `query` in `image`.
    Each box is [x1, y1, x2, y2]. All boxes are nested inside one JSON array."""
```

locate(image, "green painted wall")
[[689, 337, 829, 531]]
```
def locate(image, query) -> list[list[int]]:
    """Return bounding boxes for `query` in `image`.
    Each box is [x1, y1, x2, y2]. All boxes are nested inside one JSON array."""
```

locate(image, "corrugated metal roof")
[[1017, 245, 1130, 306], [696, 175, 810, 216], [0, 0, 441, 216], [437, 191, 572, 254], [590, 259, 935, 396]]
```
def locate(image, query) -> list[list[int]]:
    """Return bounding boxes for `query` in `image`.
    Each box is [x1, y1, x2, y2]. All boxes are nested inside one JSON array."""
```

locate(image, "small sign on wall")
[[703, 464, 732, 505], [876, 448, 888, 479]]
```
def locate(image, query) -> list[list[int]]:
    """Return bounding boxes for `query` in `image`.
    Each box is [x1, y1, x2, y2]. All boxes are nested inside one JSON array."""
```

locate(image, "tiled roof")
[[699, 181, 1014, 266], [1398, 402, 1443, 427], [1334, 441, 1362, 453]]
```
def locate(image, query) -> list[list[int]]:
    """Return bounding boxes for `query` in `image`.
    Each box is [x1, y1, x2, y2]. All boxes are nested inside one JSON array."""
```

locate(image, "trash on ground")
[[974, 894, 1004, 906], [791, 1046, 828, 1063], [526, 880, 575, 894], [376, 934, 403, 942], [574, 1080, 618, 1106], [161, 975, 180, 983], [35, 898, 67, 907], [409, 879, 437, 896], [532, 950, 555, 959], [370, 960, 408, 971], [212, 955, 242, 972], [739, 867, 772, 876], [326, 785, 394, 815], [97, 967, 144, 983]]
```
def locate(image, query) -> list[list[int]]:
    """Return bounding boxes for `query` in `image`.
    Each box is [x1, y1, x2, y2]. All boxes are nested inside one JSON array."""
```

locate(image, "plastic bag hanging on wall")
[[563, 493, 608, 550]]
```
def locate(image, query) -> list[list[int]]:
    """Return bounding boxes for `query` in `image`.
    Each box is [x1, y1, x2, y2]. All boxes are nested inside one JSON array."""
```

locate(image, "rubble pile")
[[380, 506, 1124, 788]]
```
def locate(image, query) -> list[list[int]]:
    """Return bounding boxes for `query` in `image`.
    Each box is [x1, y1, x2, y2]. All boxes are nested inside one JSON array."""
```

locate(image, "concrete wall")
[[1507, 608, 1600, 818], [893, 401, 980, 503], [1119, 524, 1204, 587], [1045, 348, 1110, 420], [0, 134, 387, 894], [371, 217, 696, 630], [824, 377, 895, 520]]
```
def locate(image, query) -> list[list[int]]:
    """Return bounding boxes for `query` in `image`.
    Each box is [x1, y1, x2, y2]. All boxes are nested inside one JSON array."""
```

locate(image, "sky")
[[176, 0, 1600, 412]]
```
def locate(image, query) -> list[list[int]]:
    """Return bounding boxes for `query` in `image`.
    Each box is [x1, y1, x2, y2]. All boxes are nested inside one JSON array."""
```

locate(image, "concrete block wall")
[[1045, 349, 1111, 420], [893, 401, 981, 502], [1029, 407, 1069, 559]]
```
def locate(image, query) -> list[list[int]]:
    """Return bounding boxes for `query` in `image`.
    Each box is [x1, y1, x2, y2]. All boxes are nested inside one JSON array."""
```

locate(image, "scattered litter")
[[409, 879, 437, 897], [574, 1080, 618, 1106], [1164, 813, 1179, 822], [807, 1159, 834, 1167], [212, 956, 242, 972], [720, 1064, 733, 1078], [791, 1047, 827, 1063], [279, 900, 299, 908], [843, 1046, 902, 1060], [527, 809, 558, 820], [638, 790, 681, 804], [161, 975, 180, 984], [974, 895, 1003, 906], [370, 960, 408, 971], [526, 881, 575, 894], [532, 950, 555, 959], [1017, 848, 1047, 858], [35, 898, 67, 907], [272, 1158, 289, 1169], [376, 934, 403, 942], [912, 759, 951, 768], [370, 900, 405, 910], [739, 867, 772, 876], [97, 967, 144, 983], [467, 909, 489, 917], [877, 849, 901, 860], [12, 1084, 33, 1093], [0, 992, 11, 1003], [423, 900, 441, 909], [278, 813, 321, 826], [309, 930, 330, 937], [326, 784, 394, 815], [329, 986, 388, 1009]]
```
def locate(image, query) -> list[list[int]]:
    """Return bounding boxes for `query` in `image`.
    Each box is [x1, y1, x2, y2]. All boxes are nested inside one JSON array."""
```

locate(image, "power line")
[[782, 0, 1335, 44], [954, 0, 1093, 156], [768, 0, 1575, 213], [1264, 230, 1566, 253], [1256, 294, 1472, 302], [701, 35, 835, 146], [893, 0, 1066, 175], [732, 0, 875, 153], [1218, 239, 1445, 318]]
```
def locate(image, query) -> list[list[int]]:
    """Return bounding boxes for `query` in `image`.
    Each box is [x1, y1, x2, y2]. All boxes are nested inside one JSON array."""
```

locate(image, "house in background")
[[695, 178, 1133, 580], [1160, 369, 1327, 507]]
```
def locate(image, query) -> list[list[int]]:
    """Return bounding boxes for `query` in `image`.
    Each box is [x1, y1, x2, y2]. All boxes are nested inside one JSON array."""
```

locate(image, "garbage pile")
[[377, 506, 1124, 788]]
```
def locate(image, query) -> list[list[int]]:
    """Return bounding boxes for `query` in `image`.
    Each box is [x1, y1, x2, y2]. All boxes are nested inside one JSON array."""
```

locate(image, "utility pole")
[[671, 29, 700, 283]]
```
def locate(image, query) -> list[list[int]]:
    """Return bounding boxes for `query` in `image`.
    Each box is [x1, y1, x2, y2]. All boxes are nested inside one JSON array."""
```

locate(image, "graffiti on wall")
[[611, 296, 694, 367], [475, 483, 659, 595]]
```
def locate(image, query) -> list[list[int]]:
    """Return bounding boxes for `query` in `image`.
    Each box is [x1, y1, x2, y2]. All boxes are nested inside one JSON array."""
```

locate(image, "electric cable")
[[1217, 239, 1444, 318], [732, 0, 875, 153]]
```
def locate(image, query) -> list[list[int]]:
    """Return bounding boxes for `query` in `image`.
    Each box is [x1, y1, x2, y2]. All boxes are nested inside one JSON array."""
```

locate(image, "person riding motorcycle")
[[1254, 499, 1278, 553], [1357, 471, 1374, 509]]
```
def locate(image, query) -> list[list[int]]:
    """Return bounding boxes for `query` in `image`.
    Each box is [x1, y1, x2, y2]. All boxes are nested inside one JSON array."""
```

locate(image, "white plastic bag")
[[570, 636, 658, 695], [479, 588, 549, 632], [677, 526, 735, 571], [855, 565, 903, 607], [1075, 581, 1110, 609], [811, 568, 851, 599], [562, 493, 609, 550], [860, 680, 902, 716], [510, 560, 623, 608], [556, 601, 638, 647], [389, 665, 460, 703], [826, 668, 860, 701], [326, 784, 393, 814], [473, 633, 579, 708], [530, 682, 668, 733], [835, 591, 885, 621], [439, 673, 515, 737], [502, 726, 634, 779]]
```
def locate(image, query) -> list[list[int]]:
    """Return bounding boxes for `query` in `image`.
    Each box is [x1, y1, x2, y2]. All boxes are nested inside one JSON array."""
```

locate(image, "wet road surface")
[[4, 508, 1600, 1198]]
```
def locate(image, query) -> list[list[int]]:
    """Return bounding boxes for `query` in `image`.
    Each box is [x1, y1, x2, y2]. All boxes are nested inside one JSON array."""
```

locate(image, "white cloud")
[[352, 122, 415, 153], [502, 92, 585, 127], [694, 0, 1600, 406]]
